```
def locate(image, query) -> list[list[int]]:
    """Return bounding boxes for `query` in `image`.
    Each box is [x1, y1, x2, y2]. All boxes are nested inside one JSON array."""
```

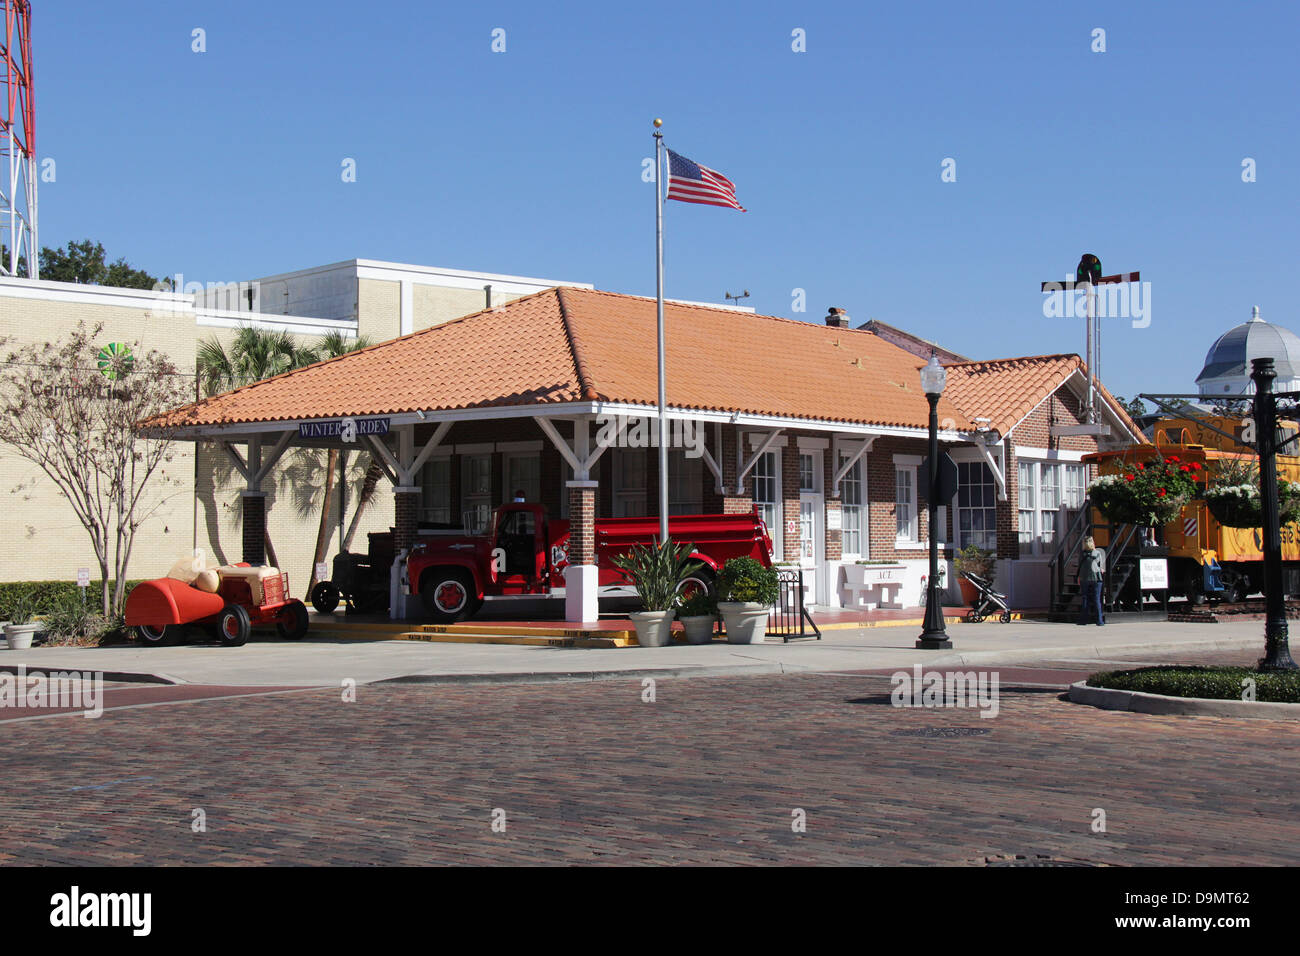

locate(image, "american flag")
[[665, 149, 745, 211]]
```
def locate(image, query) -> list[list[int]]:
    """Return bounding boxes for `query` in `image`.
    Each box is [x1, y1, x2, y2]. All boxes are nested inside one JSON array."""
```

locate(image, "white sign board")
[[786, 519, 798, 535], [315, 562, 329, 581], [1139, 558, 1168, 590], [76, 567, 90, 588], [826, 508, 842, 531]]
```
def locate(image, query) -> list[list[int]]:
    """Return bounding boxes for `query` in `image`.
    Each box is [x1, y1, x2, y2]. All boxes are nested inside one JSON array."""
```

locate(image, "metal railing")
[[767, 567, 821, 642]]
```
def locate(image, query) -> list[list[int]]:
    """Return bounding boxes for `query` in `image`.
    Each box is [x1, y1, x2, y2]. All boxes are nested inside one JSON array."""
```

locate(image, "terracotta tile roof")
[[942, 353, 1143, 439], [148, 287, 1137, 438]]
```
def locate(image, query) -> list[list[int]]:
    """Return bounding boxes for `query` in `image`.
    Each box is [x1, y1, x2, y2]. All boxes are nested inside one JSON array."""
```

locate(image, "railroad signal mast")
[[0, 0, 35, 278], [1040, 254, 1139, 430]]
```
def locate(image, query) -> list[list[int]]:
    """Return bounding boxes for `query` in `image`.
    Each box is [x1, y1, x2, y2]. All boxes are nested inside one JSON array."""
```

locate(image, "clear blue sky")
[[35, 0, 1300, 402]]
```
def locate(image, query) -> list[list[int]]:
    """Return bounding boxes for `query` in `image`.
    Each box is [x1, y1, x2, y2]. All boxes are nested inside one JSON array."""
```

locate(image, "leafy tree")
[[0, 323, 192, 615], [1114, 395, 1149, 419], [37, 239, 162, 289]]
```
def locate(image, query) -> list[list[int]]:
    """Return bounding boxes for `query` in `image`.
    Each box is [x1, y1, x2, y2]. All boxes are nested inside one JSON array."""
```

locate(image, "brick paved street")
[[1, 648, 1296, 866]]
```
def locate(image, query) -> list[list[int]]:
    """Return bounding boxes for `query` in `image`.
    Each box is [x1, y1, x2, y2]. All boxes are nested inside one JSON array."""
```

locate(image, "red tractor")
[[124, 559, 310, 646]]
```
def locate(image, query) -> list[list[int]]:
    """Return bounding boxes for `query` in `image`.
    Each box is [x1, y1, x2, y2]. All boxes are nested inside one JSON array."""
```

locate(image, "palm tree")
[[304, 331, 372, 590], [197, 326, 324, 569]]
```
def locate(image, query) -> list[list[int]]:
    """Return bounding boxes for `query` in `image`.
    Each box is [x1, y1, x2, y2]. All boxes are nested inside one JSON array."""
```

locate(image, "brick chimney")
[[825, 307, 851, 328]]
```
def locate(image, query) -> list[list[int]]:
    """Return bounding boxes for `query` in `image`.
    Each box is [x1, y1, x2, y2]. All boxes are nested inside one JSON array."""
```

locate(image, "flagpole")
[[654, 118, 669, 544]]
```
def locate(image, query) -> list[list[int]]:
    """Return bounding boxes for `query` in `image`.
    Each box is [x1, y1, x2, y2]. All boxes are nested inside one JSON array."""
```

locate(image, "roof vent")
[[825, 307, 851, 328]]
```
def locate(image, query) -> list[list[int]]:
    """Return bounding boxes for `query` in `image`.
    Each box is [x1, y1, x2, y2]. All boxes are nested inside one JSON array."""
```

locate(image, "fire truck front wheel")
[[419, 569, 481, 622]]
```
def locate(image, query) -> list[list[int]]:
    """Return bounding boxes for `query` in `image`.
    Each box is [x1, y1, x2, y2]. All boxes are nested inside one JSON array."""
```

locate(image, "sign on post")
[[76, 567, 90, 588], [315, 562, 329, 582], [920, 452, 959, 503], [1139, 558, 1169, 590]]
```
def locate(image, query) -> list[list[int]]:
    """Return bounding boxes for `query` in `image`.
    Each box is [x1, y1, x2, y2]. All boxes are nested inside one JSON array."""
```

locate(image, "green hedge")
[[1087, 666, 1300, 703], [0, 580, 142, 619]]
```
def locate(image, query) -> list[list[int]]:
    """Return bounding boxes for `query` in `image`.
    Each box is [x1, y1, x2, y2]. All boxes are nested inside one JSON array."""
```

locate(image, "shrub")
[[719, 557, 780, 607], [40, 589, 103, 644], [1087, 665, 1300, 703], [954, 545, 996, 585], [678, 589, 717, 618], [0, 580, 141, 621]]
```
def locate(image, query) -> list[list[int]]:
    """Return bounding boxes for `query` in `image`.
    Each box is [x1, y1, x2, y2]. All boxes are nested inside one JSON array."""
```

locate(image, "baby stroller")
[[961, 571, 1012, 623]]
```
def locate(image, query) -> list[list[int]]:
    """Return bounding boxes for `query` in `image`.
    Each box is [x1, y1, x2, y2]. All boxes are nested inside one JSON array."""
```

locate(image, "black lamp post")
[[1251, 356, 1298, 671], [917, 355, 952, 650]]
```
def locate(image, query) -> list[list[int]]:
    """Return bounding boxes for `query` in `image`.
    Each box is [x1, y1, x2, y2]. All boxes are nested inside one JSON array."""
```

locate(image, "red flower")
[[1170, 456, 1180, 463], [1137, 463, 1145, 471], [1157, 488, 1167, 497], [1180, 465, 1190, 472], [1125, 474, 1136, 481]]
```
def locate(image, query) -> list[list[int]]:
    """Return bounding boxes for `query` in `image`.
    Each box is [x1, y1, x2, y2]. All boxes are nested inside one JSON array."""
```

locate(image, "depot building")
[[142, 286, 1144, 619]]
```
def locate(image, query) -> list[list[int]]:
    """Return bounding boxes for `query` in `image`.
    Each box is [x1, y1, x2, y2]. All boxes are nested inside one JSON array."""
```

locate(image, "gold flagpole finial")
[[653, 117, 663, 128]]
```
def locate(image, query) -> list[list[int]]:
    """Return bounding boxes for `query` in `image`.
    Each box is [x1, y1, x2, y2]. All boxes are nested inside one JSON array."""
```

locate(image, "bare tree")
[[0, 322, 192, 615]]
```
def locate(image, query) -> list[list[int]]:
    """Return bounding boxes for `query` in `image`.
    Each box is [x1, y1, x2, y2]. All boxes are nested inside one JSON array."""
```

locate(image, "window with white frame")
[[503, 453, 540, 505], [957, 460, 997, 551], [461, 454, 493, 533], [798, 452, 816, 493], [668, 449, 703, 515], [753, 449, 781, 553], [1015, 459, 1083, 555], [840, 454, 864, 556], [613, 449, 647, 517], [895, 465, 919, 545], [419, 457, 452, 526]]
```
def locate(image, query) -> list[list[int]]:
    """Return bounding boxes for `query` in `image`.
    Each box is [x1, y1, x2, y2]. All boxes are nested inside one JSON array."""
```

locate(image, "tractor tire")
[[419, 569, 481, 623], [276, 601, 310, 640], [310, 581, 341, 615], [216, 604, 251, 647], [136, 623, 178, 646]]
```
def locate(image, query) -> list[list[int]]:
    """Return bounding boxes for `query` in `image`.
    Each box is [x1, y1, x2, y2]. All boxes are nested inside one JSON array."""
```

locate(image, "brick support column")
[[394, 487, 420, 554], [565, 480, 599, 622], [392, 486, 421, 620], [241, 491, 266, 564]]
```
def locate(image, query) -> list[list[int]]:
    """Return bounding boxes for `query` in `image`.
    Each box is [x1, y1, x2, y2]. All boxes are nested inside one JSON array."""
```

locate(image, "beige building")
[[0, 261, 589, 587]]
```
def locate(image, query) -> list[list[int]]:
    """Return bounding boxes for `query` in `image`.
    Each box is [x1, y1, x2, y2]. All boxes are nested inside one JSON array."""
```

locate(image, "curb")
[[919, 636, 1260, 669], [374, 663, 788, 686], [1067, 679, 1300, 720], [0, 663, 180, 685]]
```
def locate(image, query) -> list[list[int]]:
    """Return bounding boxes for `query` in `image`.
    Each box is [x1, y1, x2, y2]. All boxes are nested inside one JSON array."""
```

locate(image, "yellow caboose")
[[1085, 413, 1300, 604]]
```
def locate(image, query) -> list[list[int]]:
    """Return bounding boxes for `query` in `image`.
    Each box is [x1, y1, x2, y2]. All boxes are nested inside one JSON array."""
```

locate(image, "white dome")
[[1196, 307, 1300, 396]]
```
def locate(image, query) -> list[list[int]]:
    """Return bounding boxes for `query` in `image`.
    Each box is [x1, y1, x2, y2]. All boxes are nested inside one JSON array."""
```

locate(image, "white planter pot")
[[718, 602, 769, 644], [4, 623, 38, 650], [679, 615, 717, 645], [629, 610, 675, 648]]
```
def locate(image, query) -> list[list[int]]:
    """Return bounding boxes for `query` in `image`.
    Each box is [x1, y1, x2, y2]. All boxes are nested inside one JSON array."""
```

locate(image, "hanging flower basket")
[[1204, 481, 1300, 529], [1088, 455, 1201, 528]]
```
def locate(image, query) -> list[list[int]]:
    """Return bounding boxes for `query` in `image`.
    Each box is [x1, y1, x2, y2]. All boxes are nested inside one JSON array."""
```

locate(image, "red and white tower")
[[0, 0, 34, 278]]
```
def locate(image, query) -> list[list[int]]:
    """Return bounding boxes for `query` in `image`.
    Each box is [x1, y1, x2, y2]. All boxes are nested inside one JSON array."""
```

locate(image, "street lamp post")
[[1251, 356, 1298, 671], [917, 355, 952, 650]]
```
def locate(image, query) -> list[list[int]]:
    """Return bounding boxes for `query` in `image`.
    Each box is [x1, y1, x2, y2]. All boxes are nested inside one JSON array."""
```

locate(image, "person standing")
[[1077, 535, 1106, 626]]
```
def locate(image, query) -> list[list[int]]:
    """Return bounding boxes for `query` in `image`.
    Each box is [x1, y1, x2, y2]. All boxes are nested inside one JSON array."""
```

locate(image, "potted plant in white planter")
[[677, 589, 718, 645], [718, 557, 780, 644], [612, 539, 703, 648], [3, 595, 41, 650]]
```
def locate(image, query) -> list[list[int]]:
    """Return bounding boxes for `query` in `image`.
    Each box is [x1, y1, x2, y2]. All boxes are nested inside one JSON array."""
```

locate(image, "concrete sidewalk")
[[0, 618, 1267, 687]]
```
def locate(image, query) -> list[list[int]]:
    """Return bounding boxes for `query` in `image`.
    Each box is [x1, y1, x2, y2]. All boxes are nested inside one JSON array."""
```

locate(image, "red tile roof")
[[148, 287, 1139, 439]]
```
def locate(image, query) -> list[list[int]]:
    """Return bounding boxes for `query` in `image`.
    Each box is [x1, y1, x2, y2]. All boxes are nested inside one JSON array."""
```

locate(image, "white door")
[[797, 451, 824, 605]]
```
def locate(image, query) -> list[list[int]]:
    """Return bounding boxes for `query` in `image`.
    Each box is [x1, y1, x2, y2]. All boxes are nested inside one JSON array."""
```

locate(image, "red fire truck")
[[405, 503, 774, 622]]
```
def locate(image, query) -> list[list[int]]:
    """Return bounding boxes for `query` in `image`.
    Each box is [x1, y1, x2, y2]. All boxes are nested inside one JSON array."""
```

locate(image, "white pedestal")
[[565, 563, 599, 623]]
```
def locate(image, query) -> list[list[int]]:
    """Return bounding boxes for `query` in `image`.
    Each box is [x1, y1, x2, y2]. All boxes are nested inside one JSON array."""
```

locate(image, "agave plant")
[[611, 540, 703, 613]]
